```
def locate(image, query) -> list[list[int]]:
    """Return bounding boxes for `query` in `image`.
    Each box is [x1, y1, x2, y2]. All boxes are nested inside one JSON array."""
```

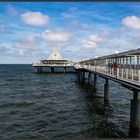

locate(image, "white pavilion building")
[[40, 47, 68, 65], [32, 47, 75, 73]]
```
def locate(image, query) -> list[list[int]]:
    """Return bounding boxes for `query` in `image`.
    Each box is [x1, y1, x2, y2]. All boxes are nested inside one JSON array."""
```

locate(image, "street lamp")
[[115, 50, 118, 64], [115, 50, 119, 78], [95, 56, 97, 72]]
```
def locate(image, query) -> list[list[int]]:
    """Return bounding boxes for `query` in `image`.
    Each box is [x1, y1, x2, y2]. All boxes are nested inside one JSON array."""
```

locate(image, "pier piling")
[[104, 78, 109, 105], [64, 67, 66, 73], [77, 70, 80, 82], [51, 67, 54, 73], [129, 90, 139, 138], [93, 74, 97, 92], [88, 72, 91, 84], [94, 74, 97, 86], [37, 67, 43, 73], [82, 71, 85, 83]]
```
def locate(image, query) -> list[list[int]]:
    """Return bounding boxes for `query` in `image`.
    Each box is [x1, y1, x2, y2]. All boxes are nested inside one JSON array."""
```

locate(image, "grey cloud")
[[0, 30, 14, 35]]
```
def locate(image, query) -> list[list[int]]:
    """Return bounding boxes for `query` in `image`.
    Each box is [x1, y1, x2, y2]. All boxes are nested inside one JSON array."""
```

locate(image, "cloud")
[[0, 44, 17, 56], [82, 33, 109, 49], [0, 35, 43, 57], [16, 35, 40, 49], [16, 50, 24, 56], [21, 12, 49, 26], [0, 29, 14, 35], [89, 34, 109, 42], [42, 29, 71, 42], [98, 27, 140, 54], [6, 4, 18, 16], [122, 15, 140, 29], [82, 40, 97, 49]]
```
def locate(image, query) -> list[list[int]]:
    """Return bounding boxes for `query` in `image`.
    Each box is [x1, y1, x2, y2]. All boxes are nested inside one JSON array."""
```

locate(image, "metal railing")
[[74, 64, 140, 84], [32, 63, 74, 67]]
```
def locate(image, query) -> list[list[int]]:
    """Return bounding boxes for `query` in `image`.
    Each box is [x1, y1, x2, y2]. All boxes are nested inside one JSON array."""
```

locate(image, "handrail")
[[32, 63, 74, 67], [74, 64, 140, 84]]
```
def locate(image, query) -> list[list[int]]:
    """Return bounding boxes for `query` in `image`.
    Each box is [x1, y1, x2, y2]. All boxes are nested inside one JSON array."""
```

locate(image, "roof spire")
[[48, 47, 64, 60]]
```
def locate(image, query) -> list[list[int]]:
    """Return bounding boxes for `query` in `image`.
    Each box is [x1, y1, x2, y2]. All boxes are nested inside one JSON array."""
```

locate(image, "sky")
[[0, 2, 140, 64]]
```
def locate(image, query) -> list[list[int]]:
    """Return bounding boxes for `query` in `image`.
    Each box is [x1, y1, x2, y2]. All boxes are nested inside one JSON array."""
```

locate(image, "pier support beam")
[[64, 67, 66, 73], [82, 71, 85, 83], [93, 74, 97, 92], [94, 74, 97, 86], [37, 67, 43, 73], [80, 71, 83, 82], [104, 78, 109, 105], [77, 70, 80, 82], [42, 67, 44, 73], [51, 67, 54, 73], [35, 67, 37, 73], [88, 72, 91, 84], [49, 67, 51, 73], [77, 70, 83, 82], [129, 90, 139, 138]]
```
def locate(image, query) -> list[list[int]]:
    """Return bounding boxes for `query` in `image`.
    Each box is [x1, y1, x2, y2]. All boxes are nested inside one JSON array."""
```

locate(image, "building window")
[[137, 55, 140, 65]]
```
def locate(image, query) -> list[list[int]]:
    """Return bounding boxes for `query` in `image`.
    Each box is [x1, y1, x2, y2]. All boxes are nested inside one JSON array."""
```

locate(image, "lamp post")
[[115, 50, 118, 78], [95, 56, 97, 72]]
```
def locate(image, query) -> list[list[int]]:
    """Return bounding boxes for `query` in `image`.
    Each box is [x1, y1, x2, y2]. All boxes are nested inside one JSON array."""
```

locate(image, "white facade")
[[48, 48, 64, 60]]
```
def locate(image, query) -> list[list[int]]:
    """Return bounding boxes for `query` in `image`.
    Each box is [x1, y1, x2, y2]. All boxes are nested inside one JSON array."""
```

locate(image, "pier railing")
[[32, 63, 74, 67], [74, 64, 140, 84]]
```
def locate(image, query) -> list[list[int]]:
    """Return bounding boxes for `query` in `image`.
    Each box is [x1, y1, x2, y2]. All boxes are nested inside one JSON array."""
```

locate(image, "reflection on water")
[[0, 64, 139, 138]]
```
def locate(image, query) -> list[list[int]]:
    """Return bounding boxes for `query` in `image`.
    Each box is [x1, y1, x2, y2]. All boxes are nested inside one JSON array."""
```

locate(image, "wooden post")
[[38, 67, 42, 73], [104, 78, 109, 105], [41, 67, 43, 73], [88, 72, 91, 84], [117, 67, 119, 78], [37, 67, 39, 73], [122, 68, 123, 78], [78, 70, 82, 82], [78, 71, 82, 82], [129, 90, 139, 138], [139, 69, 140, 82], [35, 67, 37, 73], [64, 67, 66, 73], [94, 74, 97, 86], [49, 67, 51, 73], [37, 67, 40, 73], [132, 69, 134, 81], [51, 67, 54, 73], [77, 70, 80, 82], [77, 70, 81, 82], [42, 67, 44, 73], [82, 71, 85, 83], [126, 68, 128, 79]]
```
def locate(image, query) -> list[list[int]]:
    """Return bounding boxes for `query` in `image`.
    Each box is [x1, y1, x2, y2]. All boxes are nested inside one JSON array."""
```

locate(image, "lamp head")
[[115, 50, 119, 54]]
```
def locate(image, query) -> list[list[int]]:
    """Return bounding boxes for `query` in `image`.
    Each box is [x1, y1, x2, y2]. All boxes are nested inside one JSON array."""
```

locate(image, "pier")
[[33, 47, 140, 138], [74, 48, 140, 138], [32, 48, 76, 73]]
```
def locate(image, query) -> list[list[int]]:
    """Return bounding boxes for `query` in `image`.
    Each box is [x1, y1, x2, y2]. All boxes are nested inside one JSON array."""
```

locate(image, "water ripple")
[[0, 64, 139, 138]]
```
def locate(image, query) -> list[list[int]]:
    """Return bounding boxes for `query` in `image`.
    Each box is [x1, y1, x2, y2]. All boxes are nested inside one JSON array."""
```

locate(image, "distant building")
[[40, 47, 68, 65], [32, 48, 76, 73]]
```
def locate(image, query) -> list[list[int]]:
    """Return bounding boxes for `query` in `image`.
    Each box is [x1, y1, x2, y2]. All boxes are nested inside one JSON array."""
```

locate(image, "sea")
[[0, 64, 139, 138]]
